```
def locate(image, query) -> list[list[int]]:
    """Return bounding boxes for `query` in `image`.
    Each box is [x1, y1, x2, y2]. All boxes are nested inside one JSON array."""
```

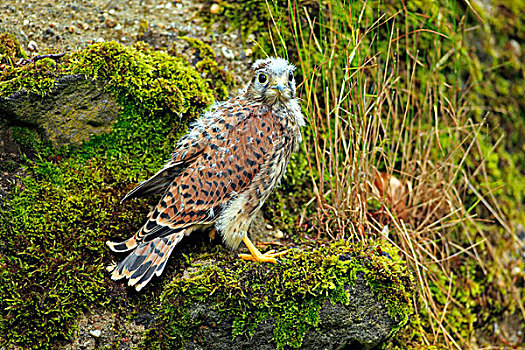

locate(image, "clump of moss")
[[0, 32, 27, 65], [0, 57, 63, 97], [0, 40, 230, 349], [0, 31, 61, 96], [68, 41, 215, 118], [181, 36, 235, 100], [0, 41, 219, 115], [140, 240, 413, 349], [197, 1, 274, 42], [11, 125, 40, 150]]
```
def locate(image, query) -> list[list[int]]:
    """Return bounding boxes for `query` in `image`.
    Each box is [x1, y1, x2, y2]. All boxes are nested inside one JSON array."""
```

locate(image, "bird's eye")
[[288, 72, 294, 82], [257, 72, 268, 85]]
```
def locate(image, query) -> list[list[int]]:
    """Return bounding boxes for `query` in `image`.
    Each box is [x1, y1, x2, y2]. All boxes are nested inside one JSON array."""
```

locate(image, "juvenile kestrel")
[[107, 57, 305, 291]]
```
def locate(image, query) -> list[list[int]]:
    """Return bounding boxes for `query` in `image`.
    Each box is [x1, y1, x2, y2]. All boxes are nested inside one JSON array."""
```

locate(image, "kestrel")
[[107, 57, 305, 291]]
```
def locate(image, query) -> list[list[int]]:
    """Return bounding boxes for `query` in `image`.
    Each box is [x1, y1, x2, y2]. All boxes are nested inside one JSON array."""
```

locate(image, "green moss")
[[181, 36, 235, 100], [11, 125, 39, 150], [0, 57, 62, 97], [68, 41, 215, 118], [197, 1, 271, 42], [0, 160, 18, 172], [0, 41, 219, 116], [140, 240, 413, 349], [0, 32, 27, 65], [0, 41, 231, 349], [197, 0, 322, 58]]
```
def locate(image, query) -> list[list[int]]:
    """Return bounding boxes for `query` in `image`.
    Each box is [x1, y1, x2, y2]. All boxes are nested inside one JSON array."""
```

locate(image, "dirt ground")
[[1, 0, 255, 83]]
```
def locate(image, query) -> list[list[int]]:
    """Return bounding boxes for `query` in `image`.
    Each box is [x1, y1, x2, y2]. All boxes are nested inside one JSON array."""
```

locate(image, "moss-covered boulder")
[[0, 37, 231, 194], [1, 74, 119, 147], [0, 39, 221, 149], [141, 241, 413, 350]]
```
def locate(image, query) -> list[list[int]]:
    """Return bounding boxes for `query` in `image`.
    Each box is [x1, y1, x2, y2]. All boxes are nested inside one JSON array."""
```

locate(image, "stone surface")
[[181, 272, 398, 350], [302, 273, 397, 349], [0, 74, 119, 148]]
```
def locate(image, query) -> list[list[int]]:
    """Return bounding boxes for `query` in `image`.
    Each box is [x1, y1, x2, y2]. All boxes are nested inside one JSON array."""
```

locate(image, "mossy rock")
[[141, 241, 413, 350], [0, 37, 230, 185], [1, 74, 119, 147], [164, 273, 397, 350], [0, 36, 234, 152]]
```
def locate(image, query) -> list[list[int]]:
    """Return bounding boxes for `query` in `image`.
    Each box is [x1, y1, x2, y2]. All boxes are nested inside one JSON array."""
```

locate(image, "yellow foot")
[[238, 249, 289, 263], [239, 235, 288, 263]]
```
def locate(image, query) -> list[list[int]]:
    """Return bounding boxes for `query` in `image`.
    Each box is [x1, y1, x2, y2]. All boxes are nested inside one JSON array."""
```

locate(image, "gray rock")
[[182, 272, 400, 350], [302, 273, 397, 349], [0, 74, 119, 149]]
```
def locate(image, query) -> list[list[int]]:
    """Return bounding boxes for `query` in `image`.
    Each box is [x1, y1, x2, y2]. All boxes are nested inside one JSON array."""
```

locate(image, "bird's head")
[[245, 57, 297, 105]]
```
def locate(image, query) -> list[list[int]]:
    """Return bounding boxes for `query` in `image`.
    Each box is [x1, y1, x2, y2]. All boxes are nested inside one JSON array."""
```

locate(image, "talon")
[[239, 236, 288, 263], [273, 249, 288, 257]]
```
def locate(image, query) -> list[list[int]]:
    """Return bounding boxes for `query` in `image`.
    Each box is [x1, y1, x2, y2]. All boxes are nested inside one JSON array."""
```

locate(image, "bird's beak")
[[270, 75, 288, 93]]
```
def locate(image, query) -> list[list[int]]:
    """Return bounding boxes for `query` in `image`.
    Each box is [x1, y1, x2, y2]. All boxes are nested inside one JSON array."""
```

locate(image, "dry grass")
[[265, 0, 523, 348]]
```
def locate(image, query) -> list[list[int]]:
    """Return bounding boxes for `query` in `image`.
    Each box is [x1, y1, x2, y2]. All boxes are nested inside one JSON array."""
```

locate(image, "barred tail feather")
[[107, 231, 184, 291], [107, 221, 178, 253], [106, 235, 140, 253]]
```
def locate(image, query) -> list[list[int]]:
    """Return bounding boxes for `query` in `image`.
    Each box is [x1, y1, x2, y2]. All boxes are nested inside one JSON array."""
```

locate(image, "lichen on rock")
[[1, 75, 119, 147]]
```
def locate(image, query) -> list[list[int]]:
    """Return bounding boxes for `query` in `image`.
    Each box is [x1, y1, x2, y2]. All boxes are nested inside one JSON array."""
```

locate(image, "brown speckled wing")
[[138, 102, 283, 242], [120, 144, 205, 203]]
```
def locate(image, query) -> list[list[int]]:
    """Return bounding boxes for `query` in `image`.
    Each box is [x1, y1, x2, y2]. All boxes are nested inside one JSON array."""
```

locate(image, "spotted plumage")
[[107, 57, 305, 291]]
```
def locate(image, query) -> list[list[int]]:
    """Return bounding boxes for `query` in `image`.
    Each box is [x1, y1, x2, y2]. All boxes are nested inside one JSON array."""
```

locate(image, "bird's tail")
[[106, 232, 141, 252], [106, 231, 184, 291]]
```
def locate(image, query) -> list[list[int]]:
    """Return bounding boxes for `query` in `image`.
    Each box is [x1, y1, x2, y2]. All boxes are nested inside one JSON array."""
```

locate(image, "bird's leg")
[[238, 235, 288, 263]]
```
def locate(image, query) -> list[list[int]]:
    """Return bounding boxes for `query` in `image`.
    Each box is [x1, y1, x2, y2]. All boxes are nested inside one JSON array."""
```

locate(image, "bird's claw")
[[239, 249, 289, 263]]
